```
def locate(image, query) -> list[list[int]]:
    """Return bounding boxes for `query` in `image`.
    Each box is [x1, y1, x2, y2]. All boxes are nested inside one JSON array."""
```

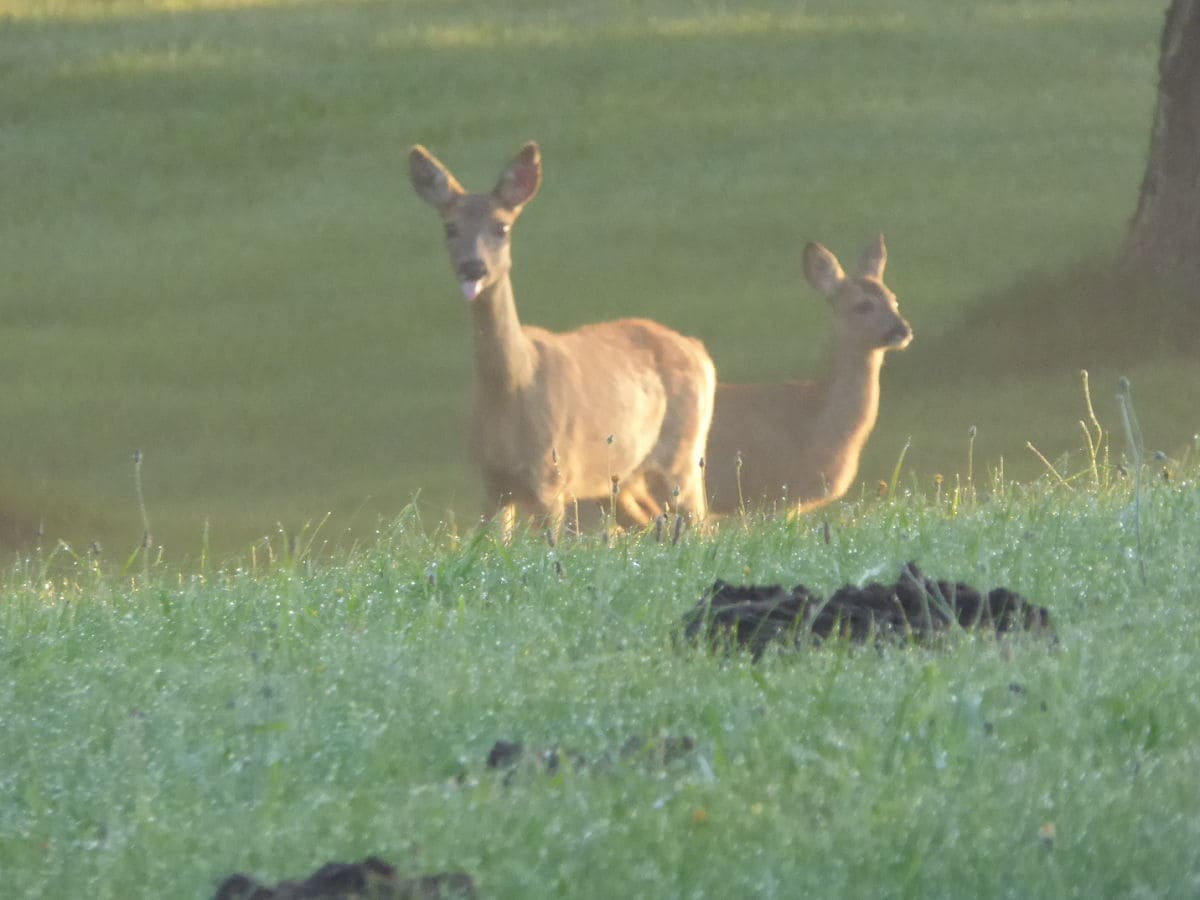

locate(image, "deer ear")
[[856, 234, 887, 279], [494, 142, 542, 211], [409, 145, 464, 211], [804, 242, 846, 297]]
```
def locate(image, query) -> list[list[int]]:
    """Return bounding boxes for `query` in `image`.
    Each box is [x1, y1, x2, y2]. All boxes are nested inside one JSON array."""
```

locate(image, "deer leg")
[[484, 502, 515, 543], [672, 479, 707, 522], [533, 493, 567, 541], [646, 418, 709, 523], [638, 468, 706, 523], [608, 472, 662, 528], [614, 489, 658, 527], [482, 478, 518, 542]]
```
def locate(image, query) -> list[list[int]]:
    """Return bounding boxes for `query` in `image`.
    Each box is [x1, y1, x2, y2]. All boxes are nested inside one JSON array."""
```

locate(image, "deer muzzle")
[[887, 323, 913, 348], [456, 259, 487, 302]]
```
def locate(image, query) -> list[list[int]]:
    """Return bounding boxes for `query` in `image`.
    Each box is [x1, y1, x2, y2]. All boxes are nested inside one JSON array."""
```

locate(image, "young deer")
[[705, 235, 912, 515], [409, 142, 716, 534]]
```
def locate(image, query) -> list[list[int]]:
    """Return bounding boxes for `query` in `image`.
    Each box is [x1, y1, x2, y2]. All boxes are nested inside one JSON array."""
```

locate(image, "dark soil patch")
[[683, 562, 1053, 659], [214, 857, 475, 900], [484, 733, 696, 784]]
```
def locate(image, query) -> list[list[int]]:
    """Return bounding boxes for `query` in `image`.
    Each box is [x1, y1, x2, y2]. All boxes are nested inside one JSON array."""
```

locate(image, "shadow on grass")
[[895, 258, 1200, 389]]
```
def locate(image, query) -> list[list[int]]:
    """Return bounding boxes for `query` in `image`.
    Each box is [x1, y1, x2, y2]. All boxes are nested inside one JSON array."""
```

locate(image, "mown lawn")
[[2, 459, 1199, 896], [4, 0, 1195, 559]]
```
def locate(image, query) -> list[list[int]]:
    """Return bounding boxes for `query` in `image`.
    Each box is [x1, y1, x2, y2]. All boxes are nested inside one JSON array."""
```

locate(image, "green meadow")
[[2, 0, 1196, 558], [4, 5, 1200, 895], [4, 468, 1200, 897]]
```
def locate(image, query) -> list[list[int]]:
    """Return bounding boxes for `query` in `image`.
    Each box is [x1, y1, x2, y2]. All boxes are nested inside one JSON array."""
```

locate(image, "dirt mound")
[[683, 562, 1053, 658], [484, 733, 696, 784], [214, 857, 475, 900]]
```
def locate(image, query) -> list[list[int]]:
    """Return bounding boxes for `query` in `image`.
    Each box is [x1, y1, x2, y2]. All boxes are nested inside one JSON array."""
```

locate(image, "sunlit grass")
[[2, 9, 1193, 896], [53, 42, 245, 77], [972, 2, 1147, 26], [640, 10, 910, 38], [0, 0, 1177, 559], [1, 0, 354, 22], [3, 470, 1199, 897]]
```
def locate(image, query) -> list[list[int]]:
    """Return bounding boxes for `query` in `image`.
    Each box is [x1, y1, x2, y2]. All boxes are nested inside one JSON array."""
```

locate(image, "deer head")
[[408, 142, 542, 301], [803, 235, 913, 352]]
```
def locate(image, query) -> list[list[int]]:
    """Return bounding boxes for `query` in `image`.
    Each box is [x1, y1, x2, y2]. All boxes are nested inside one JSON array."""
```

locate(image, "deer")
[[704, 235, 912, 516], [408, 141, 716, 536]]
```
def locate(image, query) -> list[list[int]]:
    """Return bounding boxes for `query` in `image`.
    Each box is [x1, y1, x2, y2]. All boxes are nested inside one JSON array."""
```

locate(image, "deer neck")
[[470, 272, 536, 393], [814, 346, 886, 449]]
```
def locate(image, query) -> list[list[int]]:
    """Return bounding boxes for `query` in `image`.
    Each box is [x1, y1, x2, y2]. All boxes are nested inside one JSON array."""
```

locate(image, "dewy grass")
[[3, 471, 1200, 898], [1117, 375, 1148, 584]]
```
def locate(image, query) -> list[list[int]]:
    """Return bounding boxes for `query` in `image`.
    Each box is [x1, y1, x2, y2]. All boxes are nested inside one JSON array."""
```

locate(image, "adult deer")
[[409, 142, 715, 534], [705, 235, 912, 515]]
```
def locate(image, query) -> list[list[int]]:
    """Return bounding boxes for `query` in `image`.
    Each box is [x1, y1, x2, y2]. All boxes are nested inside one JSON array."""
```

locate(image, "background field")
[[2, 0, 1198, 558]]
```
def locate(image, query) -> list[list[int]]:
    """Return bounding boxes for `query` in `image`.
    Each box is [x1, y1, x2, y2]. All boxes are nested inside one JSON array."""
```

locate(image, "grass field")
[[2, 0, 1196, 558], [5, 6, 1200, 896], [6, 8, 1200, 894], [3, 458, 1199, 897]]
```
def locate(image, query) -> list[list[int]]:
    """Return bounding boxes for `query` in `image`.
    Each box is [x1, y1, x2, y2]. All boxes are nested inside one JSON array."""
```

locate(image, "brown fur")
[[409, 142, 715, 533], [705, 235, 912, 515]]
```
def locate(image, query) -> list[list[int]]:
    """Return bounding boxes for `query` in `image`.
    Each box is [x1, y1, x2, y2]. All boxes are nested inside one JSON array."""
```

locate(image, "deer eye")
[[443, 222, 458, 239], [493, 222, 511, 238], [854, 298, 874, 314]]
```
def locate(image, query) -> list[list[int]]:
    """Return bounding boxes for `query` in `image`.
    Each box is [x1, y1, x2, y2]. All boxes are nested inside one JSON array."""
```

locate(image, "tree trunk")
[[1124, 0, 1200, 283]]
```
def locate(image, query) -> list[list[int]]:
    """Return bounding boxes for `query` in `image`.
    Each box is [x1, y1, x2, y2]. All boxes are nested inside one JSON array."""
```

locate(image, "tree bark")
[[1125, 0, 1200, 283]]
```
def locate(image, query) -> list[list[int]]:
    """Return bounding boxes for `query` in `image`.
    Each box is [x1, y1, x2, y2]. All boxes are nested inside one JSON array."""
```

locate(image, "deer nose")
[[887, 323, 913, 347], [457, 259, 487, 282]]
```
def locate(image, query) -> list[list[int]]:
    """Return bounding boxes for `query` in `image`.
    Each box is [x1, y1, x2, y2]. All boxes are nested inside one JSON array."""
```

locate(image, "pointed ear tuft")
[[803, 242, 846, 297], [856, 233, 887, 279], [494, 142, 543, 211], [517, 141, 540, 166], [409, 145, 464, 211]]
